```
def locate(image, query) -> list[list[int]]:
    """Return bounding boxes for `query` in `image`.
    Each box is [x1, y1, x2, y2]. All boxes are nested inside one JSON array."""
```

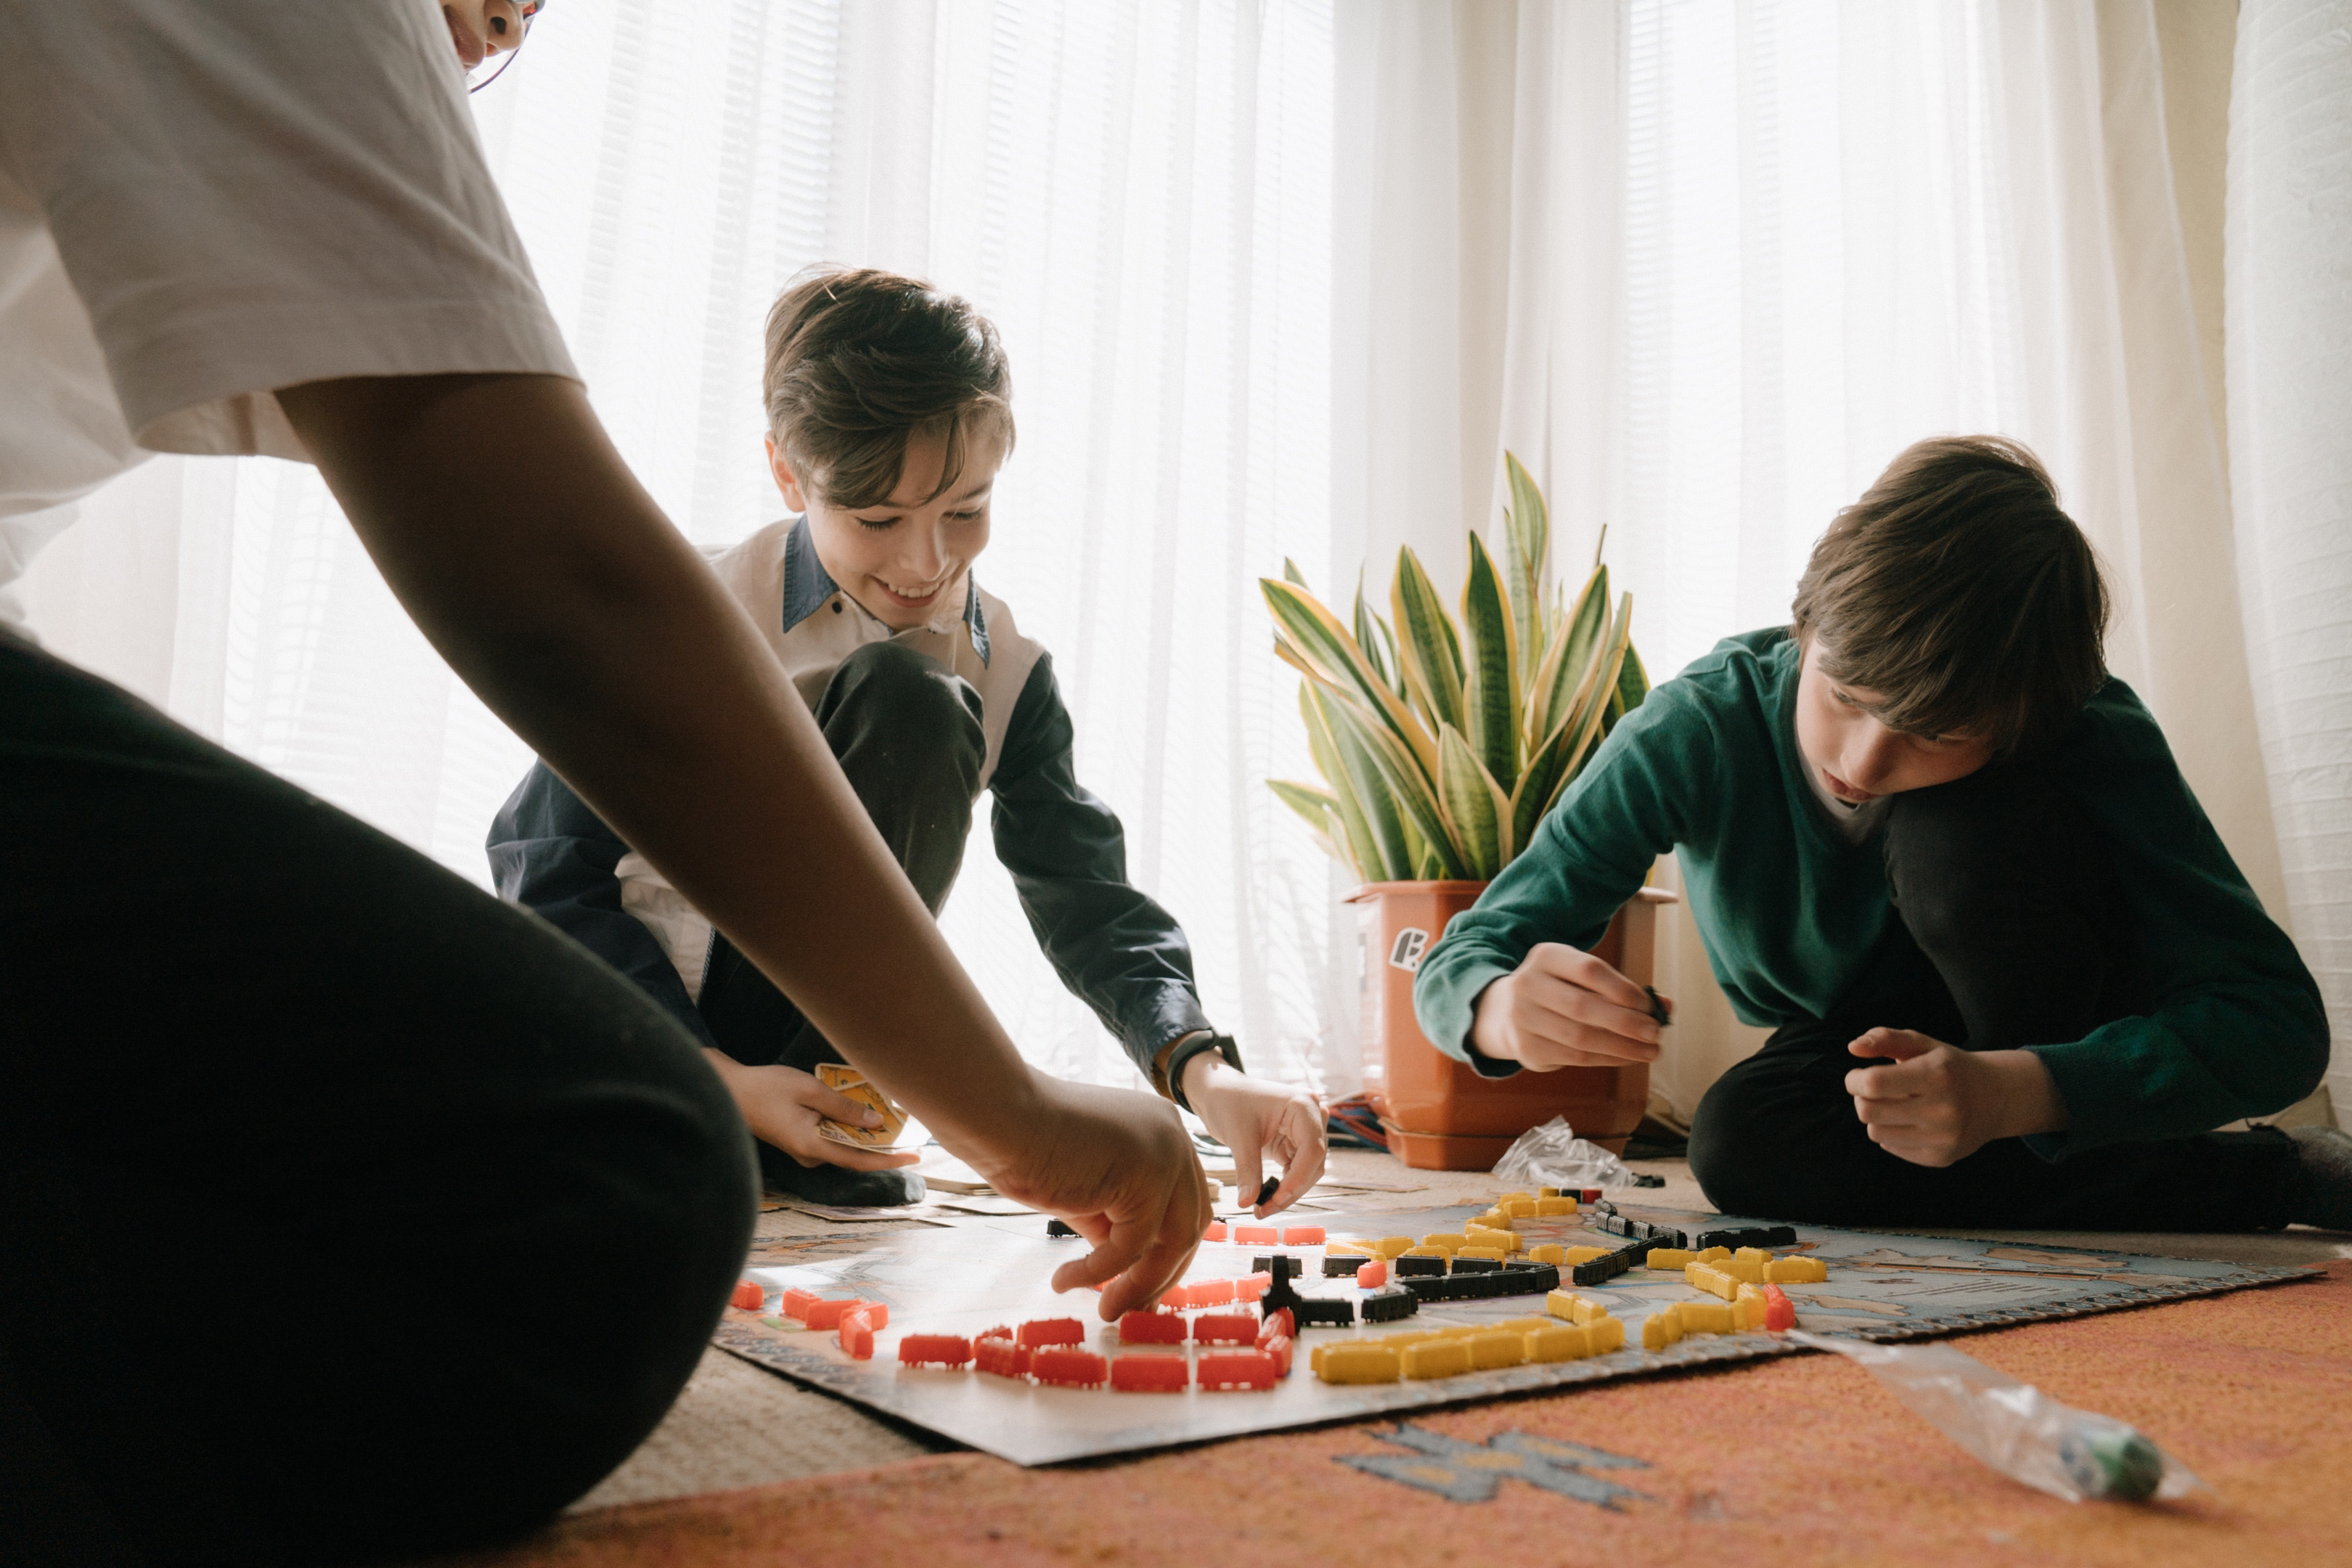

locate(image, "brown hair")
[[761, 265, 1014, 510], [1791, 436, 2109, 756]]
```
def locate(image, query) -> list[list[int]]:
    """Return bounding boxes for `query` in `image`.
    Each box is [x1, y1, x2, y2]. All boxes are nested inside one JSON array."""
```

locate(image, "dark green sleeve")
[[1413, 677, 1712, 1070], [989, 653, 1212, 1077], [2023, 685, 2327, 1156]]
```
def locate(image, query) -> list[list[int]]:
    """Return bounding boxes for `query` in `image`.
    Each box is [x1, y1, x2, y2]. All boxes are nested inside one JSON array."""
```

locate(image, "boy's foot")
[[759, 1144, 928, 1209], [2287, 1126, 2352, 1230]]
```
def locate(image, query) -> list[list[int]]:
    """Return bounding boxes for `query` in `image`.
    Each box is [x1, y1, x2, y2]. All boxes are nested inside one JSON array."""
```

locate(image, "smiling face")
[[769, 426, 1000, 632], [1792, 635, 1994, 803]]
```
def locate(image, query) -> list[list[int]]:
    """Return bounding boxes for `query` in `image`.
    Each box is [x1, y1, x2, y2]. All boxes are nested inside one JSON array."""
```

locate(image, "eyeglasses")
[[467, 1, 544, 94]]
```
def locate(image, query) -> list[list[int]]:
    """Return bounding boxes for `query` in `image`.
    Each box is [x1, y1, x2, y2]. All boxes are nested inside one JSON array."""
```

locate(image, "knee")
[[1684, 1055, 1834, 1222], [823, 641, 985, 750]]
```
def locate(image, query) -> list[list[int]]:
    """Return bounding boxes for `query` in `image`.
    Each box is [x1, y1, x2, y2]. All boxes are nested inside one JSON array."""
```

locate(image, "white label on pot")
[[1388, 928, 1431, 972]]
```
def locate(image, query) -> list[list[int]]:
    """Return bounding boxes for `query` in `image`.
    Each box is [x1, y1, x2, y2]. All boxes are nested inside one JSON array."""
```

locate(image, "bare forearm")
[[278, 373, 1042, 1157]]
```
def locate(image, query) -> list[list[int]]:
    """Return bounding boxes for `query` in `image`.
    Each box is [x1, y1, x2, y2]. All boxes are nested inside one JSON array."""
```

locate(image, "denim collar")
[[778, 515, 989, 666]]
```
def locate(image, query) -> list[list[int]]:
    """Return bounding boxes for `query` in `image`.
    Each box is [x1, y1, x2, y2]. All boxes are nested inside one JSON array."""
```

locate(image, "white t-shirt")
[[0, 0, 577, 627]]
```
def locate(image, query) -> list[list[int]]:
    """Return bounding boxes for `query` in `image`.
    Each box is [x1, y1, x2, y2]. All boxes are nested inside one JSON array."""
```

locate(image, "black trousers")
[[0, 635, 757, 1565], [1686, 764, 2298, 1231], [691, 641, 987, 1188]]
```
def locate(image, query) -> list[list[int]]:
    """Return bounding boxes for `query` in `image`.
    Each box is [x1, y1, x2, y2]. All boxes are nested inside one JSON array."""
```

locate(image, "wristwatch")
[[1163, 1029, 1244, 1113]]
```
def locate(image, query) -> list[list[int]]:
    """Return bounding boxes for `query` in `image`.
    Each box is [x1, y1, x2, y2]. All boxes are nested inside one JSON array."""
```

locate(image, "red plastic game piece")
[[1259, 1333, 1294, 1376], [1257, 1307, 1295, 1344], [974, 1336, 1031, 1379], [838, 1308, 878, 1360], [1233, 1224, 1279, 1246], [780, 1287, 820, 1320], [1204, 1220, 1228, 1241], [1159, 1286, 1190, 1310], [979, 1323, 1013, 1344], [897, 1334, 973, 1368], [1031, 1348, 1109, 1388], [1193, 1312, 1257, 1344], [1280, 1225, 1326, 1246], [1196, 1350, 1279, 1390], [1355, 1259, 1389, 1289], [804, 1298, 867, 1330], [1110, 1355, 1190, 1392], [1760, 1283, 1797, 1332], [730, 1281, 765, 1310], [1119, 1310, 1188, 1344], [1236, 1271, 1271, 1301], [1016, 1318, 1086, 1347]]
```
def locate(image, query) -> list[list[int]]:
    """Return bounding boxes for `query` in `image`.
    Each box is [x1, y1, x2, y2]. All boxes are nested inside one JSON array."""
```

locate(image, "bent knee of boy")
[[822, 640, 985, 740]]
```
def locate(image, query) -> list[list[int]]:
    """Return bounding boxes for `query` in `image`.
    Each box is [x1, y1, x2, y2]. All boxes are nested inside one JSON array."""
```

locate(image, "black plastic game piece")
[[1450, 1256, 1503, 1274], [1262, 1265, 1304, 1318], [1046, 1218, 1079, 1238], [1360, 1286, 1419, 1323], [1506, 1262, 1561, 1294], [1291, 1297, 1356, 1329], [1254, 1175, 1281, 1207], [1252, 1255, 1304, 1280], [1691, 1225, 1799, 1251], [1393, 1254, 1446, 1278], [1323, 1254, 1367, 1278], [1646, 985, 1670, 1025]]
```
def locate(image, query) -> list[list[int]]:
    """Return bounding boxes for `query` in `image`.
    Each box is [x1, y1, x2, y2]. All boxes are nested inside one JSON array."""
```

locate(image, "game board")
[[713, 1199, 2314, 1467]]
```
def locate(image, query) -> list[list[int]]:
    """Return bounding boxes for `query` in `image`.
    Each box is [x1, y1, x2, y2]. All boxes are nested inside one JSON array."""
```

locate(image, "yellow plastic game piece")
[[1538, 1186, 1562, 1197], [1524, 1324, 1591, 1363], [1679, 1300, 1735, 1335], [1559, 1246, 1610, 1265], [1465, 1331, 1527, 1371], [1316, 1343, 1402, 1384], [1495, 1191, 1533, 1204], [1455, 1245, 1507, 1263], [1377, 1236, 1416, 1258], [1715, 1257, 1765, 1284], [1474, 1209, 1515, 1231], [1696, 1246, 1731, 1262], [1401, 1244, 1450, 1260], [1377, 1331, 1445, 1349], [1766, 1256, 1828, 1283], [1686, 1262, 1740, 1302], [1534, 1196, 1579, 1216], [1401, 1340, 1472, 1380], [1465, 1227, 1524, 1253], [1502, 1199, 1538, 1219], [1547, 1291, 1610, 1326], [1643, 1306, 1683, 1351], [1326, 1241, 1373, 1258], [1421, 1233, 1470, 1251], [1432, 1324, 1488, 1340], [1586, 1315, 1626, 1354], [1644, 1248, 1694, 1270], [1527, 1244, 1566, 1266], [1496, 1316, 1553, 1334], [1734, 1246, 1775, 1264]]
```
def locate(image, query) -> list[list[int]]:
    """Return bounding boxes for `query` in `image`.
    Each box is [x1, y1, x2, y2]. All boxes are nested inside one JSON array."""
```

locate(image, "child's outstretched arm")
[[281, 372, 1209, 1317], [989, 655, 1328, 1210]]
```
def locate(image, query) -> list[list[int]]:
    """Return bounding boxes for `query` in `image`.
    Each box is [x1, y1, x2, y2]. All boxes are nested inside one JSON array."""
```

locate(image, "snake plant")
[[1265, 454, 1647, 883]]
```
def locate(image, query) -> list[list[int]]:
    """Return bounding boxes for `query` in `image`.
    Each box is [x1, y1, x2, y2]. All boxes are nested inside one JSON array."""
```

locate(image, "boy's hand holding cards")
[[814, 1063, 912, 1151]]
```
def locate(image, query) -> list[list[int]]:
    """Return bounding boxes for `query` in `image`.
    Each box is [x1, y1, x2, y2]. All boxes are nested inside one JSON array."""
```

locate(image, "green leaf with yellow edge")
[[1458, 532, 1520, 794], [1525, 563, 1608, 749], [1437, 724, 1514, 879], [1536, 592, 1635, 822], [1353, 573, 1403, 698], [1301, 682, 1410, 881], [1267, 777, 1355, 880], [1389, 547, 1464, 737], [1263, 577, 1440, 788], [1283, 558, 1310, 589], [1314, 684, 1470, 879], [1503, 452, 1550, 690]]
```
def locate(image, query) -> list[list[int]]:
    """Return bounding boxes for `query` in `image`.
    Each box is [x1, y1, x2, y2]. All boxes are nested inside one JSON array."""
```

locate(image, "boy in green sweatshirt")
[[1415, 436, 2345, 1230]]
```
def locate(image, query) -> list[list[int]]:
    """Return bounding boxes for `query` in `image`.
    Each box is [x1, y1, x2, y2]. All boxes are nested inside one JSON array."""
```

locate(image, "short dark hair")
[[761, 265, 1014, 510], [1791, 436, 2109, 756]]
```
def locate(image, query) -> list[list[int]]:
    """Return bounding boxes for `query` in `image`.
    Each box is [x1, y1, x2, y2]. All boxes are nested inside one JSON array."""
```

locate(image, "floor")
[[570, 1148, 2352, 1514]]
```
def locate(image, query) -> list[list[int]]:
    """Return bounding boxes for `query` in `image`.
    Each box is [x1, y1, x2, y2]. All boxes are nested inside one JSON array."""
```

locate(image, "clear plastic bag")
[[1492, 1115, 1634, 1190], [1787, 1331, 2202, 1503]]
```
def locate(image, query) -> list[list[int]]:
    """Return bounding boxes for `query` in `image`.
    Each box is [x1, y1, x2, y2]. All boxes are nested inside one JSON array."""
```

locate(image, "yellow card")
[[814, 1063, 911, 1150]]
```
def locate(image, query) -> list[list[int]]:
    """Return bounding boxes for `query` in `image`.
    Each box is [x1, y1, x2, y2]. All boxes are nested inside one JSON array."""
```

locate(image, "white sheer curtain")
[[1336, 0, 2299, 1120], [2228, 0, 2352, 1114], [21, 0, 1343, 1096]]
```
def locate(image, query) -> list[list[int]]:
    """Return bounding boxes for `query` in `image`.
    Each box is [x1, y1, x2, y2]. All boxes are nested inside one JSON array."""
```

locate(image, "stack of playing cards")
[[814, 1063, 912, 1151]]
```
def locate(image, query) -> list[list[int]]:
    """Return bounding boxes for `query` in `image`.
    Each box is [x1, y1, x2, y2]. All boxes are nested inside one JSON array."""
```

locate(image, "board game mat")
[[714, 1199, 2315, 1467]]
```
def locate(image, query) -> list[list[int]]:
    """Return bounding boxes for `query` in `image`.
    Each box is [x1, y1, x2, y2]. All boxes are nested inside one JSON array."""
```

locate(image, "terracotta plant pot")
[[1348, 881, 1677, 1172]]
